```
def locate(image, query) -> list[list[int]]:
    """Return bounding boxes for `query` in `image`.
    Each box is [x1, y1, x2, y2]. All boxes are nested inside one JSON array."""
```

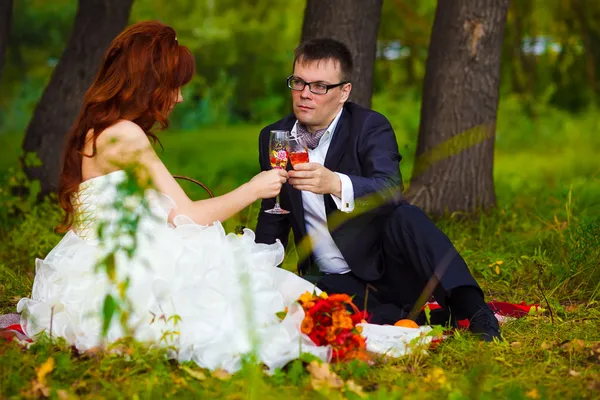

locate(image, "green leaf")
[[118, 278, 130, 298], [276, 310, 288, 320], [424, 304, 432, 325], [23, 151, 43, 168], [102, 295, 118, 337], [105, 253, 116, 282]]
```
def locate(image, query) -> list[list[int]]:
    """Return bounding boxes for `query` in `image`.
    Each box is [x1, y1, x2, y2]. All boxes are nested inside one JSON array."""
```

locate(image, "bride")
[[17, 21, 428, 373]]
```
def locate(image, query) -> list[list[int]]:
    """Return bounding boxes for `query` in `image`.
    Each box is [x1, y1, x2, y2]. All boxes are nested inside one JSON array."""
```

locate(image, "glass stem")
[[274, 194, 281, 209]]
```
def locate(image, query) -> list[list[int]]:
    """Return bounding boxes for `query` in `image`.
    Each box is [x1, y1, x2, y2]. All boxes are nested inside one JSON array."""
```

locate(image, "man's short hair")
[[293, 38, 353, 82]]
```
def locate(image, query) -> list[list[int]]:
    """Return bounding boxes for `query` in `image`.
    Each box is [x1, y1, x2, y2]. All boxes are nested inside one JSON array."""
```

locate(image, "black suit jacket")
[[255, 102, 406, 281]]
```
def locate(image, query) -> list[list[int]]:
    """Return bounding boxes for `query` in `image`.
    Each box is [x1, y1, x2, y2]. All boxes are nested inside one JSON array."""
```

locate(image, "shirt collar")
[[292, 107, 344, 145]]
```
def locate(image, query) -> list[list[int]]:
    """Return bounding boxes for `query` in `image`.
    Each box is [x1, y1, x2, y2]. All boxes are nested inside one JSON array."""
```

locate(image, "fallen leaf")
[[212, 369, 231, 380], [494, 357, 513, 368], [80, 346, 104, 358], [30, 379, 50, 398], [306, 361, 344, 390], [569, 369, 580, 377], [25, 358, 56, 399], [525, 388, 540, 399], [561, 339, 586, 353], [36, 357, 55, 386], [346, 379, 366, 397], [56, 389, 76, 400], [541, 342, 552, 350], [564, 304, 579, 313], [423, 367, 447, 386], [180, 366, 206, 381]]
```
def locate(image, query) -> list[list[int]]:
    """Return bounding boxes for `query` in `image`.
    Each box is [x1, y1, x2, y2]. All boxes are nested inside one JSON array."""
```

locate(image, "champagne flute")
[[288, 136, 309, 167], [264, 130, 290, 215]]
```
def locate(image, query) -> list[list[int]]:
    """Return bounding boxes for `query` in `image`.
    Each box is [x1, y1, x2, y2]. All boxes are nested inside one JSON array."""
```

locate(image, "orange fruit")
[[394, 319, 419, 328]]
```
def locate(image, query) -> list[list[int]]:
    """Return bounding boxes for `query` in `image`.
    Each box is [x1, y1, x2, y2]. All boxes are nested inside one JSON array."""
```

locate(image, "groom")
[[255, 38, 501, 341]]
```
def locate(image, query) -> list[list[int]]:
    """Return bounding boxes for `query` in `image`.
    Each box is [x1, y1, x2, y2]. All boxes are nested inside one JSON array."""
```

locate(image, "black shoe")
[[468, 306, 502, 342]]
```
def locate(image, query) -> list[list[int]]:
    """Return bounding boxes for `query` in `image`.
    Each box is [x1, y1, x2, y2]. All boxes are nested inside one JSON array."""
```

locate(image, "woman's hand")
[[249, 169, 288, 199]]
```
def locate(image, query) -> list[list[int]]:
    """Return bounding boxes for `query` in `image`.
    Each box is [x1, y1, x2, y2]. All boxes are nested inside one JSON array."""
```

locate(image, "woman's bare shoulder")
[[100, 120, 149, 145]]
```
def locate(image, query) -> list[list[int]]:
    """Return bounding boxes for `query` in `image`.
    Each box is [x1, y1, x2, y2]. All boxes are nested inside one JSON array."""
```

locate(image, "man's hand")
[[288, 162, 342, 197]]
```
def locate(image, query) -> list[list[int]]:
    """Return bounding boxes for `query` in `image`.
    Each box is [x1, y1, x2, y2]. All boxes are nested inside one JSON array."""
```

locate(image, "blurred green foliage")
[[2, 0, 600, 133]]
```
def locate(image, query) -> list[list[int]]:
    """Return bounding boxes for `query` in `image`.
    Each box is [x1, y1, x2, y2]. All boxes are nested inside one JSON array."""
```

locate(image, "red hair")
[[57, 20, 195, 232]]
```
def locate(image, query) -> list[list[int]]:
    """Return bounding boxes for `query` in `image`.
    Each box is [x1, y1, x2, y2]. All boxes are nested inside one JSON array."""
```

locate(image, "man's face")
[[291, 58, 352, 132]]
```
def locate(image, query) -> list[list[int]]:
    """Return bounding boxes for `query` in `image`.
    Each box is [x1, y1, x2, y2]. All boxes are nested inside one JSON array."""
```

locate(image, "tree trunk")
[[22, 0, 134, 195], [406, 0, 509, 216], [301, 0, 383, 108], [574, 1, 597, 95], [0, 0, 13, 81]]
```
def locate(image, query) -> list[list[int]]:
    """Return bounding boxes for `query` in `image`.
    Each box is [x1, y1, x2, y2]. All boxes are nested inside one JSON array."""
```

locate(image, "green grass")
[[1, 100, 599, 398]]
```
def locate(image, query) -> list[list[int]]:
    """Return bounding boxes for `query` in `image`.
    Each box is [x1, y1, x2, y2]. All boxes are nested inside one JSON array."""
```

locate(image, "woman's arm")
[[96, 121, 287, 225]]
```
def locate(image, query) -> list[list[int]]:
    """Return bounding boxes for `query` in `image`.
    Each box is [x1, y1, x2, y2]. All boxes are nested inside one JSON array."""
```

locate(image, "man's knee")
[[388, 204, 431, 233], [393, 204, 428, 219]]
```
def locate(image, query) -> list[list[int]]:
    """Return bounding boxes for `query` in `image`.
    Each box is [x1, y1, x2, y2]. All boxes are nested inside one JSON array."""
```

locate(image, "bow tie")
[[296, 124, 327, 150]]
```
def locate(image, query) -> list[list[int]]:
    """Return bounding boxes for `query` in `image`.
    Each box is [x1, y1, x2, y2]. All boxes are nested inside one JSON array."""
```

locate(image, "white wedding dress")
[[17, 170, 431, 373]]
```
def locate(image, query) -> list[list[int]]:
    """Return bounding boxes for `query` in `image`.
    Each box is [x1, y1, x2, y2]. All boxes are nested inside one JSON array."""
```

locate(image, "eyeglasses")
[[287, 75, 349, 95]]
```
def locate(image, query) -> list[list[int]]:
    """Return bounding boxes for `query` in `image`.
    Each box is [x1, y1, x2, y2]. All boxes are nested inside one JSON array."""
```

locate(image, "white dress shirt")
[[291, 108, 354, 274]]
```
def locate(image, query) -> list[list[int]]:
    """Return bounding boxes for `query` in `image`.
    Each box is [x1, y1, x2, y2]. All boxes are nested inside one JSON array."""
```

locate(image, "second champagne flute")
[[264, 130, 290, 214], [288, 136, 309, 167]]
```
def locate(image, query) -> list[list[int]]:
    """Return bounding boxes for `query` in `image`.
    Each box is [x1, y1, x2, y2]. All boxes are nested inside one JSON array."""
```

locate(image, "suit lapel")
[[323, 109, 349, 172]]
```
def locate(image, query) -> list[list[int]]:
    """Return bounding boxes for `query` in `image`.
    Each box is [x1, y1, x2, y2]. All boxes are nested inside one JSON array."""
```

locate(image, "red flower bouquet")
[[297, 291, 369, 361]]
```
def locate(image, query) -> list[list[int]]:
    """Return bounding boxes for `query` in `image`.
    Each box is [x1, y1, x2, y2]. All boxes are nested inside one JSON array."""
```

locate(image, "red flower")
[[301, 313, 314, 335], [307, 298, 333, 316], [351, 310, 370, 324], [296, 291, 369, 363]]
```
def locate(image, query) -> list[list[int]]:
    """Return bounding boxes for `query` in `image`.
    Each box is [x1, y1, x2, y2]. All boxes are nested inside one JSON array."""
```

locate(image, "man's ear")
[[340, 82, 352, 103]]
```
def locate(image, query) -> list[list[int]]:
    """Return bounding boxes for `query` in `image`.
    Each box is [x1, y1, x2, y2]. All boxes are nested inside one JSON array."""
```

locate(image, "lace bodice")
[[72, 170, 126, 241], [71, 170, 177, 242]]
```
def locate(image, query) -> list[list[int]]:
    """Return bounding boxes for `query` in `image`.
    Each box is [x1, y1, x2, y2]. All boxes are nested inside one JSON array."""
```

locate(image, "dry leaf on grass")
[[525, 388, 540, 399], [540, 342, 553, 350], [306, 360, 367, 395], [77, 346, 105, 359], [180, 366, 206, 381], [306, 361, 344, 390], [346, 379, 366, 397], [561, 339, 586, 352], [36, 357, 54, 386], [564, 304, 579, 313], [26, 357, 55, 398], [212, 368, 231, 380], [29, 380, 51, 398], [57, 389, 77, 400]]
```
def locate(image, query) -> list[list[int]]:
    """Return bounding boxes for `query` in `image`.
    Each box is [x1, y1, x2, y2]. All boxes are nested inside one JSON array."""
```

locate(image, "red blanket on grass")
[[0, 301, 541, 344], [424, 300, 543, 328]]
